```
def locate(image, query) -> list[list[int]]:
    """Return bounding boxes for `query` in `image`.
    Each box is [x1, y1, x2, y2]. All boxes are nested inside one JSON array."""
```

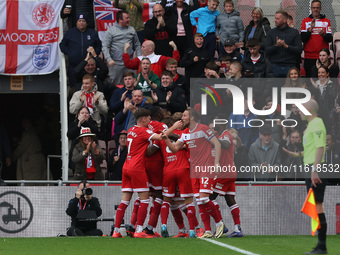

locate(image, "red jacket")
[[122, 51, 180, 77], [301, 15, 332, 59]]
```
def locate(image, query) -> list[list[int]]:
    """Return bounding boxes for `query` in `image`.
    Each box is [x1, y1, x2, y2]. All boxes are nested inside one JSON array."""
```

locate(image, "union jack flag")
[[94, 0, 117, 20]]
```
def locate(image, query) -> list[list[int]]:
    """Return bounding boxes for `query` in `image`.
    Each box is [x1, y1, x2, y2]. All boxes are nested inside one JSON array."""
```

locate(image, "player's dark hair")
[[149, 106, 163, 119], [135, 108, 151, 121]]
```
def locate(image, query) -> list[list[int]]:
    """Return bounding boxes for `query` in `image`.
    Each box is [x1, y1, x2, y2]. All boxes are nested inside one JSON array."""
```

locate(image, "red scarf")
[[85, 155, 96, 179], [84, 91, 95, 111]]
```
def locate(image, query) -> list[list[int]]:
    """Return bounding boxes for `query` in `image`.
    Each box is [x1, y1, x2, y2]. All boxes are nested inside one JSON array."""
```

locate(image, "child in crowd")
[[241, 38, 272, 78], [221, 39, 243, 62], [190, 0, 220, 59], [180, 33, 212, 79], [216, 0, 244, 56], [202, 62, 221, 79], [218, 55, 232, 77]]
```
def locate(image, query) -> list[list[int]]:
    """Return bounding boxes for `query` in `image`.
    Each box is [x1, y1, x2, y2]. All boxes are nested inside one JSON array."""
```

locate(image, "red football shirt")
[[184, 123, 215, 168], [146, 120, 168, 162], [216, 129, 236, 179], [124, 125, 155, 170], [301, 17, 332, 59], [154, 138, 189, 172]]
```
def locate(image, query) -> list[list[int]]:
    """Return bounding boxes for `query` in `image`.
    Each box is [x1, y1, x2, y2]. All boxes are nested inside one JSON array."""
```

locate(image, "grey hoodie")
[[248, 137, 281, 181], [102, 23, 141, 65], [216, 10, 244, 44]]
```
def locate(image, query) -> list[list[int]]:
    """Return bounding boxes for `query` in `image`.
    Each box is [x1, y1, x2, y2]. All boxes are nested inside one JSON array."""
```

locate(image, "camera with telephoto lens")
[[82, 181, 93, 196]]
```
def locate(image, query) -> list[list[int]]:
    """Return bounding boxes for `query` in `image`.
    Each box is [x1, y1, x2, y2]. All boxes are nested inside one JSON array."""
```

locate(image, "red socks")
[[148, 198, 162, 228], [171, 205, 185, 230], [230, 204, 241, 225], [130, 198, 140, 226], [186, 203, 198, 230], [115, 200, 129, 228], [161, 201, 170, 225], [136, 199, 150, 226]]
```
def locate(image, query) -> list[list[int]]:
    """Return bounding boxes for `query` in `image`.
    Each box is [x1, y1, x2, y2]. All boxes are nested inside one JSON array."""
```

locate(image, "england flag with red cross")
[[0, 0, 63, 75]]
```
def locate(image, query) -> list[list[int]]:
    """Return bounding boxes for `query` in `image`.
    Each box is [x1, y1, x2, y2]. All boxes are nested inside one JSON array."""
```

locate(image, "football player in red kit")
[[210, 115, 243, 237], [164, 108, 225, 238], [112, 108, 163, 238]]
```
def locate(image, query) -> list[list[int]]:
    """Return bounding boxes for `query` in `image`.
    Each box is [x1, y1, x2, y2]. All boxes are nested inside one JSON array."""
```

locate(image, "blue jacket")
[[229, 113, 259, 151], [109, 87, 133, 114], [190, 6, 219, 37], [59, 27, 102, 67]]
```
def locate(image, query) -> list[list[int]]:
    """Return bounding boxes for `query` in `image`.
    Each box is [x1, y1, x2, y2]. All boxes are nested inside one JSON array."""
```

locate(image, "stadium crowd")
[[1, 0, 339, 246]]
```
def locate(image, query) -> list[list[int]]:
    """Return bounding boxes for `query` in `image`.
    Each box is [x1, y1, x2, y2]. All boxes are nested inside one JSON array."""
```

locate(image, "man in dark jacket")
[[61, 0, 95, 29], [265, 10, 302, 78], [151, 70, 187, 114], [73, 47, 109, 93], [144, 4, 176, 57], [66, 181, 103, 236], [59, 14, 102, 88], [109, 71, 135, 115]]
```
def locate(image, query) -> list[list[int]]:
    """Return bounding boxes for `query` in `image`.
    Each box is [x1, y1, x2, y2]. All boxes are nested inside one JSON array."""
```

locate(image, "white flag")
[[0, 0, 63, 75]]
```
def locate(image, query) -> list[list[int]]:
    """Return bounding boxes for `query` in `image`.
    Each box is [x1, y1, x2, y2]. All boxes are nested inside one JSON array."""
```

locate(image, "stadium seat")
[[108, 140, 116, 156], [300, 67, 306, 77], [177, 67, 185, 76], [332, 32, 340, 58], [98, 140, 107, 158], [336, 49, 340, 67], [100, 160, 108, 179]]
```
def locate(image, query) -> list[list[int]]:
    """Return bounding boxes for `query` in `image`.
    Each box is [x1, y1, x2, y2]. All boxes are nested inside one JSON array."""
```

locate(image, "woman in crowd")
[[311, 65, 337, 132], [310, 48, 339, 80], [67, 106, 99, 174], [283, 67, 306, 88], [243, 7, 270, 51], [135, 58, 160, 98], [162, 0, 200, 58], [72, 127, 104, 180]]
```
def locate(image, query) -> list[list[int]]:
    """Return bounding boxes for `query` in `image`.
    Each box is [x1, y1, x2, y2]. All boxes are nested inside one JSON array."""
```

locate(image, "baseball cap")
[[259, 125, 272, 135], [224, 39, 236, 47]]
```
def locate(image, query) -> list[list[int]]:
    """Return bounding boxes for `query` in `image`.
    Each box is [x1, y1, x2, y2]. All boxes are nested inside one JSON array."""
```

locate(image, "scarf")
[[84, 91, 96, 115], [85, 155, 96, 179]]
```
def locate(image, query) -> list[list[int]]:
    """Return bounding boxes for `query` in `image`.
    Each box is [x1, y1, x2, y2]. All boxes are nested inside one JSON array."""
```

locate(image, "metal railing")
[[2, 180, 306, 186]]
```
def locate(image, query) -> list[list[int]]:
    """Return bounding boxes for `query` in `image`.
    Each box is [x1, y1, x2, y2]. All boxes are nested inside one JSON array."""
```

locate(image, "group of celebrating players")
[[112, 106, 242, 238]]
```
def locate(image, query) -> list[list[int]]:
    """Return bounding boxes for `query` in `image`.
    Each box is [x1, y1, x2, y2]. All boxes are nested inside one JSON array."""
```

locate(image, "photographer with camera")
[[66, 181, 103, 236]]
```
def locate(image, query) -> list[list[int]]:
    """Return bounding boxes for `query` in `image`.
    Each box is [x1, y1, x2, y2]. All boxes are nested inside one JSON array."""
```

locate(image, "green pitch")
[[1, 235, 339, 255]]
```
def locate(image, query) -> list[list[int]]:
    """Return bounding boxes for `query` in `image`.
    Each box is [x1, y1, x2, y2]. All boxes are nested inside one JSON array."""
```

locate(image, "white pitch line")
[[201, 238, 260, 255]]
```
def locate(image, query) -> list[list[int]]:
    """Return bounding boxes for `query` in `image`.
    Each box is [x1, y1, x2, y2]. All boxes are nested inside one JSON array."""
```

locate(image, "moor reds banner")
[[0, 0, 63, 75]]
